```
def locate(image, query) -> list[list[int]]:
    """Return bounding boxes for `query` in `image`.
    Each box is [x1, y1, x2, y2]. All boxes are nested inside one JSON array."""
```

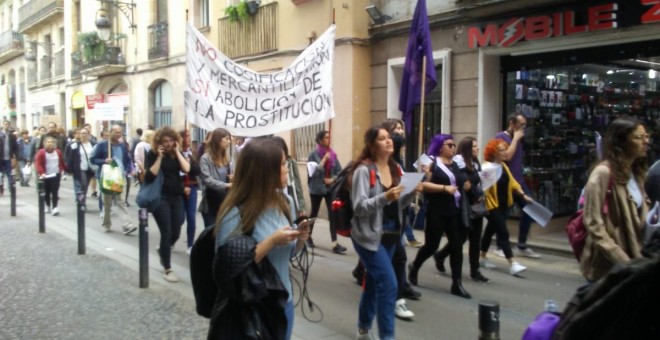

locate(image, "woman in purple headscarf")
[[408, 134, 472, 299], [307, 130, 346, 253]]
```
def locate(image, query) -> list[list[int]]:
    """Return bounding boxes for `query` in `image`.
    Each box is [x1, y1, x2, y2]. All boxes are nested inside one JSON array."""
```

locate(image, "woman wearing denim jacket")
[[351, 126, 421, 340]]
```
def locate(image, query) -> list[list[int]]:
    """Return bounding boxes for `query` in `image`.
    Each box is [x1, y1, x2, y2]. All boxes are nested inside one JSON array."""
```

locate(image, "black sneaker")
[[402, 286, 422, 300], [332, 244, 347, 254], [471, 271, 490, 283], [352, 266, 364, 286]]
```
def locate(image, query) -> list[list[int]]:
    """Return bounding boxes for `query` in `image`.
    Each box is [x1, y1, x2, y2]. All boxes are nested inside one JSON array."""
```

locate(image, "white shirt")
[[78, 142, 93, 171], [45, 151, 60, 175]]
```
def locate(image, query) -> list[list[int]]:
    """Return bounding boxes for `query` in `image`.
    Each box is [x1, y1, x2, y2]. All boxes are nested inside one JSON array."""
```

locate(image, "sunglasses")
[[444, 143, 456, 148]]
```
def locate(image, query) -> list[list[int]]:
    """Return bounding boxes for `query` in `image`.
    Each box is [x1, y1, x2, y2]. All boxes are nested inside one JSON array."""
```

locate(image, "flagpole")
[[418, 55, 427, 164]]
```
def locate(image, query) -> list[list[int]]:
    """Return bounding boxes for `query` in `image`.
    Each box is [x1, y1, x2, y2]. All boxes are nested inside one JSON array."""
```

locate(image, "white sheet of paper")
[[479, 162, 502, 191], [44, 173, 57, 179], [523, 201, 554, 227], [413, 154, 433, 170], [400, 172, 426, 197], [307, 161, 319, 177]]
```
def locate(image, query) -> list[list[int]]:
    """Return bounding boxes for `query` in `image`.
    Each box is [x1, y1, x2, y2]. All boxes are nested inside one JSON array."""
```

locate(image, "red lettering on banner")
[[468, 25, 498, 48], [195, 39, 217, 61], [525, 16, 552, 40], [642, 0, 660, 24], [564, 11, 588, 34], [589, 3, 618, 30]]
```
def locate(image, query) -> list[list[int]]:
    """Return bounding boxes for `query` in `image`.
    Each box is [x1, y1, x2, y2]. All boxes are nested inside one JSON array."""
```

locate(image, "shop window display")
[[505, 63, 660, 217]]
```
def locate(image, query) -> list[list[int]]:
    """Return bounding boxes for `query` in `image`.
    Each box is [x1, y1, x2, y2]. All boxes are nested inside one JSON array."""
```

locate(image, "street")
[[0, 182, 586, 339]]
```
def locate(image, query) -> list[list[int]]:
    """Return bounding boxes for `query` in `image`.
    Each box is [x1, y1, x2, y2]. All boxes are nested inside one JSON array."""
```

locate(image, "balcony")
[[218, 2, 277, 58], [148, 21, 169, 60], [79, 45, 126, 77], [18, 0, 64, 35], [54, 49, 64, 77], [71, 51, 81, 78], [0, 31, 24, 64]]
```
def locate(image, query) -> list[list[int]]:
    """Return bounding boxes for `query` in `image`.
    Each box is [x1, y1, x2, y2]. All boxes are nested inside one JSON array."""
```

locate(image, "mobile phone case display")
[[506, 68, 660, 217]]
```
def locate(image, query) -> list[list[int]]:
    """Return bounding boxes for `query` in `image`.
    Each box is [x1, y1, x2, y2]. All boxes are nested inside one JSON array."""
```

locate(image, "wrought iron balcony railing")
[[148, 21, 169, 60]]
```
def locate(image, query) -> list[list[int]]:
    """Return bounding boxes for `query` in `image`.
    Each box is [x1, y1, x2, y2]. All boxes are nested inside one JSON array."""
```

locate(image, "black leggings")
[[481, 208, 513, 259], [413, 213, 465, 280], [437, 217, 483, 274], [153, 194, 183, 270], [309, 193, 337, 242], [44, 174, 61, 208]]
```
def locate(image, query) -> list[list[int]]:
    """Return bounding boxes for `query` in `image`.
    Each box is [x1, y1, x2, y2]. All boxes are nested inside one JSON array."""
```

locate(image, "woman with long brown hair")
[[199, 128, 232, 228], [581, 116, 649, 281], [351, 125, 421, 340], [435, 136, 490, 283], [145, 126, 190, 282], [211, 138, 309, 340]]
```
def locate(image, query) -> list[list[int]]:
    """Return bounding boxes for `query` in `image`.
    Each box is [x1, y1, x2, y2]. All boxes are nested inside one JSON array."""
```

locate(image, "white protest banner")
[[95, 102, 124, 121], [185, 23, 335, 137]]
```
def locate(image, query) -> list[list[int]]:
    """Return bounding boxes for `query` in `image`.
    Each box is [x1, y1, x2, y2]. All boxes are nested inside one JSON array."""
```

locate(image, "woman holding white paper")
[[479, 139, 532, 276]]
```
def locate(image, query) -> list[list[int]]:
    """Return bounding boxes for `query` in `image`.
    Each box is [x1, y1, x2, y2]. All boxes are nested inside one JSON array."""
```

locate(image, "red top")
[[34, 148, 67, 176]]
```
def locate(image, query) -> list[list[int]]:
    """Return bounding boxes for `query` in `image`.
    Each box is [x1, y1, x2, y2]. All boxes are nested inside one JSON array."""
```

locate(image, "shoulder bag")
[[136, 170, 163, 212]]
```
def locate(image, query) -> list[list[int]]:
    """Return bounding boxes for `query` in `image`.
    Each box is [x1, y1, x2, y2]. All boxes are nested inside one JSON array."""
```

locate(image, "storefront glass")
[[504, 59, 660, 216]]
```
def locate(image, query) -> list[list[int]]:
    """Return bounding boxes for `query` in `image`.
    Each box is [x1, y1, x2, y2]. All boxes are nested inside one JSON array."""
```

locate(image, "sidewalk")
[[0, 183, 348, 340]]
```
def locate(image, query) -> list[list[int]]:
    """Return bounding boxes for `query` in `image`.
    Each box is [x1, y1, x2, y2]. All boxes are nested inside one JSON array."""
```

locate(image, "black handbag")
[[469, 201, 488, 219]]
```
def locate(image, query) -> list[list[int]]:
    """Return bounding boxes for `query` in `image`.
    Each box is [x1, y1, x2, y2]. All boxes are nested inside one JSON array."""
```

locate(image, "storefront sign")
[[85, 94, 105, 109], [468, 1, 659, 48], [94, 102, 124, 121], [106, 93, 129, 106], [71, 91, 86, 109]]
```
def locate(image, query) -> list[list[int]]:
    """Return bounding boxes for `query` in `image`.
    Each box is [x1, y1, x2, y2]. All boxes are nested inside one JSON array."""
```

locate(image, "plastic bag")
[[21, 164, 31, 178], [101, 162, 124, 194]]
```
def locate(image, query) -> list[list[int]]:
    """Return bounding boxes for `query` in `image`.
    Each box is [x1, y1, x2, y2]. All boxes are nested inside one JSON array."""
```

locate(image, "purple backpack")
[[521, 312, 560, 340]]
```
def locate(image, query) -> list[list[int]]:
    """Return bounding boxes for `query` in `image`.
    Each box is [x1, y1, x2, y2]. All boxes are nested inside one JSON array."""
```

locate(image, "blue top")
[[215, 194, 296, 302], [495, 131, 524, 183]]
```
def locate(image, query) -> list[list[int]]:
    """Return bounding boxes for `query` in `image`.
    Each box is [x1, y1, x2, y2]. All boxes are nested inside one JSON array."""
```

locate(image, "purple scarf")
[[316, 145, 336, 177]]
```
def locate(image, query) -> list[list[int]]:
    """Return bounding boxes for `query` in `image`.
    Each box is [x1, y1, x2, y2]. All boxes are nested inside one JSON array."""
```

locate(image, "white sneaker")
[[51, 207, 59, 216], [394, 298, 414, 319], [514, 247, 542, 259], [480, 259, 497, 269], [99, 210, 104, 218], [494, 249, 506, 258], [163, 270, 179, 283], [510, 262, 527, 276], [356, 329, 374, 340], [186, 247, 192, 255], [45, 206, 51, 214]]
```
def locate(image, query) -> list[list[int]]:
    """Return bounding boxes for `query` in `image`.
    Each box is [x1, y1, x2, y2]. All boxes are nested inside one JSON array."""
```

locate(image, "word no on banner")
[[185, 23, 336, 136]]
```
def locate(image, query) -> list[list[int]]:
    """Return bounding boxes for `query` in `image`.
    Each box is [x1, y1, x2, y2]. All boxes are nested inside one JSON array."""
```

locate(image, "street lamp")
[[95, 0, 137, 41], [24, 42, 54, 62]]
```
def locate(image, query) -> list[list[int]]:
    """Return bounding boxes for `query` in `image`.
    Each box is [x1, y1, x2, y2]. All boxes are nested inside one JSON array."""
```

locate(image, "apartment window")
[[59, 27, 64, 47], [197, 0, 209, 27], [156, 0, 168, 22], [153, 80, 172, 128]]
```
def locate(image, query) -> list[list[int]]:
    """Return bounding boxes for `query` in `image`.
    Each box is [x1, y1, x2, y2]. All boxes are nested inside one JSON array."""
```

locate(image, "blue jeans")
[[513, 181, 533, 249], [0, 159, 12, 188], [182, 185, 198, 248], [352, 239, 397, 340], [285, 300, 294, 340]]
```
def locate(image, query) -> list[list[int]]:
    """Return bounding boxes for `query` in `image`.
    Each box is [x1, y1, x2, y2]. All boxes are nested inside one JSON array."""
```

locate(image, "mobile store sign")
[[468, 1, 660, 48], [185, 23, 335, 137]]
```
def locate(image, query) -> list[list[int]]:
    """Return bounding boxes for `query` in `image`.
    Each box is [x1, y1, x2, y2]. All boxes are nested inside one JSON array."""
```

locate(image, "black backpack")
[[328, 162, 376, 237], [190, 225, 217, 318], [552, 255, 660, 340]]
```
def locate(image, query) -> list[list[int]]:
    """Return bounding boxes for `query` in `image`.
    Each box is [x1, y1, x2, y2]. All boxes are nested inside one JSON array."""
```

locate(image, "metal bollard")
[[77, 191, 86, 255], [138, 208, 149, 288], [38, 180, 45, 233], [479, 301, 500, 340], [10, 178, 16, 216]]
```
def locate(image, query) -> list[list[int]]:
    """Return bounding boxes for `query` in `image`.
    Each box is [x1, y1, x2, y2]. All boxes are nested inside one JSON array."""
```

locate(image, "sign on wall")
[[95, 102, 124, 121], [184, 23, 336, 137]]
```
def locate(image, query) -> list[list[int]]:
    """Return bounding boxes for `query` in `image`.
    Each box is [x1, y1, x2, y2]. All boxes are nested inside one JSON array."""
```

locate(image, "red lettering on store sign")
[[563, 11, 588, 34], [467, 3, 623, 48], [468, 25, 497, 49], [498, 18, 525, 47], [525, 16, 552, 40], [589, 3, 618, 30], [641, 0, 660, 24], [85, 94, 105, 110]]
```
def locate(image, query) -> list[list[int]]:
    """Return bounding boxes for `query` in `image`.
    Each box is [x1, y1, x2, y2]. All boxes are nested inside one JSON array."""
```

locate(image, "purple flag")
[[398, 0, 437, 134]]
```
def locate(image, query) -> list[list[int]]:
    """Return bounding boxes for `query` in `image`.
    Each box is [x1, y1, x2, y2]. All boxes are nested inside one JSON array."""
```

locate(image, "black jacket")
[[0, 129, 17, 160], [208, 234, 288, 340]]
